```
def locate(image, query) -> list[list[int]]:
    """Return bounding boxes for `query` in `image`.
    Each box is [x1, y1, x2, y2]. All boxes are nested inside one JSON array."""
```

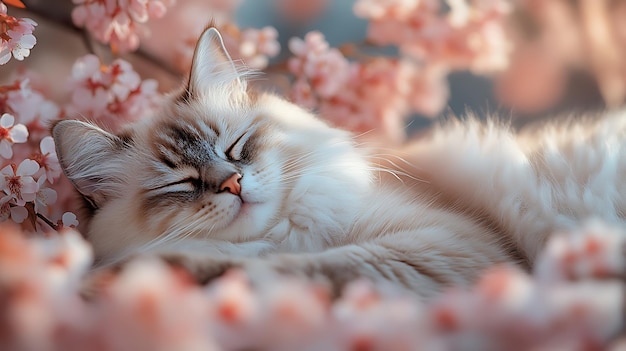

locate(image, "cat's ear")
[[184, 26, 247, 100], [52, 120, 130, 209]]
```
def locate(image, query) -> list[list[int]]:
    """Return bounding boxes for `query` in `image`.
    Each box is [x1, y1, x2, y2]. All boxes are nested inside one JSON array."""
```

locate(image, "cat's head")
[[53, 27, 372, 264]]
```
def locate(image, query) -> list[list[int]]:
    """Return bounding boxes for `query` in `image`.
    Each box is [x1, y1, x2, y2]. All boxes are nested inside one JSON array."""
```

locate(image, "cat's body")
[[53, 28, 626, 299]]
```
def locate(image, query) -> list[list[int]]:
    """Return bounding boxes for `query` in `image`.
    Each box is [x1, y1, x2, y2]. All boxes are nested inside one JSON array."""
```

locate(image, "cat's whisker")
[[142, 210, 213, 251], [366, 154, 426, 182], [351, 129, 379, 140]]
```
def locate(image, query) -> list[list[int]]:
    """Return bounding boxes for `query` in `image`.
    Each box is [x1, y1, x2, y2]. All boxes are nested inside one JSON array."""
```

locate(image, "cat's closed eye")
[[226, 128, 257, 161], [226, 133, 246, 161], [150, 177, 202, 194]]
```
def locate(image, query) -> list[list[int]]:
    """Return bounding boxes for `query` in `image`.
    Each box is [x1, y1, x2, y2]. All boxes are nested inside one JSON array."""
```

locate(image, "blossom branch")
[[36, 211, 58, 230]]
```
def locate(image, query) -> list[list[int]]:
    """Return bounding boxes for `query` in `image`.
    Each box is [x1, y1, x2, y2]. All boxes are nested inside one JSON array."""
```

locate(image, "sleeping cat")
[[52, 27, 626, 299]]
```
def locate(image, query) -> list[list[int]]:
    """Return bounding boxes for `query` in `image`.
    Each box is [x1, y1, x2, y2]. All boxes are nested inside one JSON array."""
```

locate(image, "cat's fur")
[[52, 27, 626, 299]]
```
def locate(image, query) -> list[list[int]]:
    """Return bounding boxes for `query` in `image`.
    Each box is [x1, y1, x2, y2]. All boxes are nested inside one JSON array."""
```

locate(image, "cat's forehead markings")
[[148, 118, 224, 170], [152, 119, 214, 147]]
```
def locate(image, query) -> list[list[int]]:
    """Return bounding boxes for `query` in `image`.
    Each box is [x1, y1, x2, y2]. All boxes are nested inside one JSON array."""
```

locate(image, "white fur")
[[53, 27, 626, 297], [402, 113, 626, 263]]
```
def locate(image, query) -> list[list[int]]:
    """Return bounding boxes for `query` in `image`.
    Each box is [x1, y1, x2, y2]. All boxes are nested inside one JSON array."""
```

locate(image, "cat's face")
[[53, 28, 372, 263]]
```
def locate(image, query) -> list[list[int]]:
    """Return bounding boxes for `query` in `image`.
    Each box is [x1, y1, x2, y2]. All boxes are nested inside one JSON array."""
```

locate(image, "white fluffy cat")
[[52, 27, 626, 299]]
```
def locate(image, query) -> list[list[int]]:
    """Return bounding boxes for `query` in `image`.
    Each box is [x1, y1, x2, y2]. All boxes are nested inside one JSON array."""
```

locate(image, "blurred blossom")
[[534, 220, 626, 283], [288, 31, 448, 142], [288, 31, 351, 99], [409, 65, 450, 117], [354, 0, 512, 73], [238, 26, 281, 70], [273, 0, 329, 23], [494, 44, 567, 114], [0, 223, 622, 349], [200, 0, 242, 13], [141, 1, 277, 73], [66, 54, 162, 131], [71, 0, 173, 53], [503, 0, 626, 112], [0, 77, 61, 141], [319, 58, 414, 143]]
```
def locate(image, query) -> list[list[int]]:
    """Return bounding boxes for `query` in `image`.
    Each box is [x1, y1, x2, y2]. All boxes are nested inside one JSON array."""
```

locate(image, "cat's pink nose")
[[220, 173, 242, 195]]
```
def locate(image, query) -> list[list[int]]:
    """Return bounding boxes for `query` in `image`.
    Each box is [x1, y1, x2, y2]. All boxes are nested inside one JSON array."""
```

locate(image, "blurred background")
[[2, 0, 620, 138]]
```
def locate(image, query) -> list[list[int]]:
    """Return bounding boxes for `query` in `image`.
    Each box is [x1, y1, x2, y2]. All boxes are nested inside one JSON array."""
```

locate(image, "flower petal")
[[40, 136, 56, 155], [0, 49, 11, 65], [10, 123, 28, 143], [0, 140, 13, 159], [10, 205, 28, 223], [12, 47, 30, 61], [40, 187, 57, 205], [62, 212, 79, 227], [0, 164, 14, 177], [20, 176, 38, 195], [17, 159, 39, 176], [19, 34, 36, 48], [0, 113, 14, 128]]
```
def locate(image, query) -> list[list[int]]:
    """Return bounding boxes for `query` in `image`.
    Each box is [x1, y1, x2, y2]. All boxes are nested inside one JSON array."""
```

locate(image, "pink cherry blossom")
[[354, 0, 512, 73], [0, 3, 37, 64], [71, 0, 173, 53], [288, 31, 350, 98], [289, 78, 317, 110], [0, 113, 28, 159], [0, 195, 27, 223], [209, 23, 281, 71], [0, 159, 39, 206], [409, 64, 450, 117], [141, 0, 243, 74], [534, 220, 626, 283], [0, 77, 60, 140], [319, 58, 414, 142], [288, 30, 330, 58], [238, 26, 281, 69], [32, 136, 62, 184], [200, 0, 242, 13], [287, 32, 416, 142], [66, 54, 161, 131], [34, 175, 57, 216], [0, 222, 624, 349]]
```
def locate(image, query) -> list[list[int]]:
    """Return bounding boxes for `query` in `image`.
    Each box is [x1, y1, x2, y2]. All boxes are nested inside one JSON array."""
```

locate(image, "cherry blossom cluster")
[[66, 54, 161, 132], [71, 0, 173, 53], [0, 2, 161, 233], [288, 32, 449, 142], [228, 25, 281, 70], [173, 22, 281, 73], [0, 221, 623, 350], [138, 0, 279, 73], [0, 75, 78, 233], [282, 0, 513, 142], [0, 1, 37, 65], [354, 0, 512, 72]]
